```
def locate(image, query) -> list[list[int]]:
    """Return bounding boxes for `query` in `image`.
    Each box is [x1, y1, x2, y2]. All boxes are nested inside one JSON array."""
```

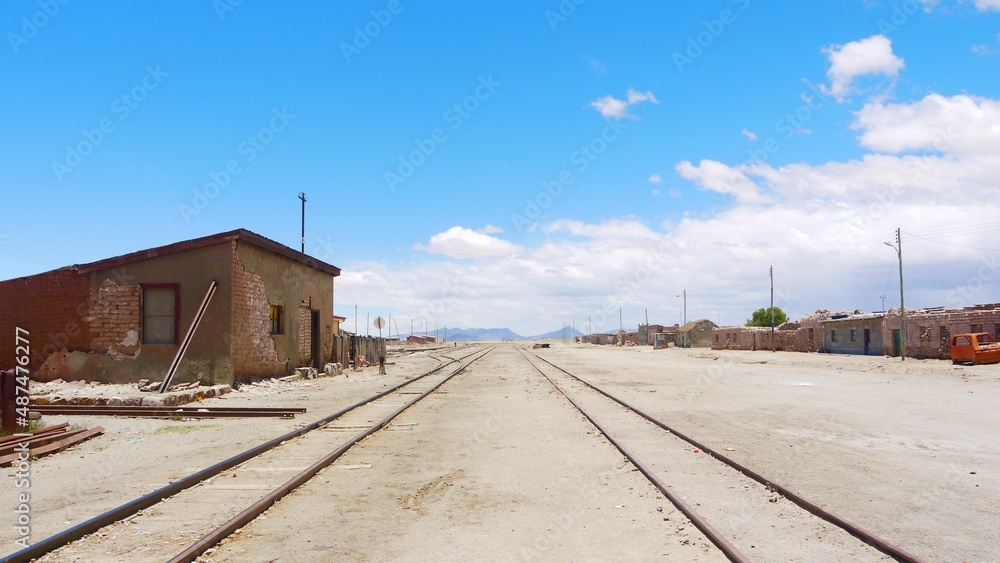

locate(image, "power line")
[[902, 230, 1000, 253]]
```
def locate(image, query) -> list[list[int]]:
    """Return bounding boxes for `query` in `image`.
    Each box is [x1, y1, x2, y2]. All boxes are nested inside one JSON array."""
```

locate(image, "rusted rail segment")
[[30, 405, 306, 418]]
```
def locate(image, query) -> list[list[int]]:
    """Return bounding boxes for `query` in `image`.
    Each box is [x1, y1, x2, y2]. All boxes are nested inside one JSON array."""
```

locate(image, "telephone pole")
[[298, 192, 307, 253], [770, 265, 775, 352], [885, 229, 906, 361]]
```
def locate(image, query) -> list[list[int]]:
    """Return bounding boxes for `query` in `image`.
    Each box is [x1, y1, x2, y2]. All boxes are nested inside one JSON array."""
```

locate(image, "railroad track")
[[3, 345, 493, 563], [518, 347, 925, 563]]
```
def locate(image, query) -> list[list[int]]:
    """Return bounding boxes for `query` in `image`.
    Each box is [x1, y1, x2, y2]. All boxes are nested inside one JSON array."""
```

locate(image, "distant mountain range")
[[403, 327, 587, 342]]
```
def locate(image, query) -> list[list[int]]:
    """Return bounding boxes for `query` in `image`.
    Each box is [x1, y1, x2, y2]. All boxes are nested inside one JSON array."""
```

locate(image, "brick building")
[[712, 305, 1000, 360], [713, 310, 829, 353], [884, 304, 1000, 359], [0, 229, 340, 385]]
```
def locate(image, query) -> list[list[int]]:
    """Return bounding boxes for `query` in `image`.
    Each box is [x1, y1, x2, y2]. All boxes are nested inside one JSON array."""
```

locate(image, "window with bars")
[[269, 304, 284, 334]]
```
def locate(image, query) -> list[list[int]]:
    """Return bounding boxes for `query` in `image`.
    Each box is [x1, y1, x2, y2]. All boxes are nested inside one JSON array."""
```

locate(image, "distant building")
[[885, 303, 1000, 359], [676, 319, 718, 348], [0, 229, 340, 385], [639, 324, 665, 346], [406, 335, 436, 344], [820, 313, 886, 355], [713, 311, 828, 353]]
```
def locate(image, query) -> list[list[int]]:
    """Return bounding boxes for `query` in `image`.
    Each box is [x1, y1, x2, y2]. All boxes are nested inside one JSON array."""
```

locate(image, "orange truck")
[[950, 333, 1000, 365]]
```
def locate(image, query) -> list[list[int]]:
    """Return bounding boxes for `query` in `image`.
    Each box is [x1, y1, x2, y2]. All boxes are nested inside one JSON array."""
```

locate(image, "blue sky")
[[2, 0, 999, 336]]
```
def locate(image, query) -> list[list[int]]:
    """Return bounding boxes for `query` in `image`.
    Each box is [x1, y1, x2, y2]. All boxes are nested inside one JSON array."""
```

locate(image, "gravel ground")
[[2, 343, 997, 561]]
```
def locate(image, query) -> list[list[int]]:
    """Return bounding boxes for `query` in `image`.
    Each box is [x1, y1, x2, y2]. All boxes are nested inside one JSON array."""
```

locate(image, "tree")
[[746, 307, 788, 327]]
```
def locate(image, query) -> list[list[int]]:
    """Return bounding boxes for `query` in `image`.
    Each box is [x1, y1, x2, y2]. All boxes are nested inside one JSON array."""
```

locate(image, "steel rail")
[[0, 348, 487, 563], [530, 350, 926, 563], [517, 348, 750, 563], [168, 345, 495, 562], [29, 405, 307, 418]]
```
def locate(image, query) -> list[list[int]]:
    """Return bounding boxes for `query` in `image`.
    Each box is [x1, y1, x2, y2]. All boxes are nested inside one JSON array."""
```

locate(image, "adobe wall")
[[886, 305, 1000, 359], [233, 241, 335, 379], [712, 313, 826, 353]]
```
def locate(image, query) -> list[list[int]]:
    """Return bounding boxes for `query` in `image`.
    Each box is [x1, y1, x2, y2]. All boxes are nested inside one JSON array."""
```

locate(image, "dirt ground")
[[2, 344, 997, 561]]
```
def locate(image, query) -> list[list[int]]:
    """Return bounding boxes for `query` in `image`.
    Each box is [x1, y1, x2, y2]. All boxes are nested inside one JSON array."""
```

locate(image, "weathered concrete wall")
[[233, 241, 334, 378], [20, 243, 234, 385], [822, 317, 885, 355], [88, 243, 234, 385]]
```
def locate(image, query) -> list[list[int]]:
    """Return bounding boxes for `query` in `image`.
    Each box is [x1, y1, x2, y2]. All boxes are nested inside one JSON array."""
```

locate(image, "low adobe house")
[[820, 313, 886, 356], [0, 229, 340, 385], [676, 319, 718, 348]]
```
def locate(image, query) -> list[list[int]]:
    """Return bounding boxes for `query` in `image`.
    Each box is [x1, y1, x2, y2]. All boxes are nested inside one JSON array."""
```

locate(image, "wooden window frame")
[[140, 283, 180, 345]]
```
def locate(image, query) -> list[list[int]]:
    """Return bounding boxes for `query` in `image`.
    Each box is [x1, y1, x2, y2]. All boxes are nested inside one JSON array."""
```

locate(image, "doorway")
[[864, 328, 871, 355], [311, 310, 321, 369]]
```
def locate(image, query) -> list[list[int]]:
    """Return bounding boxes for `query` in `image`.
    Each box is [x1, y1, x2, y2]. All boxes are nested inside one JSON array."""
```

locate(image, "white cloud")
[[971, 33, 1000, 55], [337, 93, 1000, 337], [413, 226, 522, 259], [648, 173, 663, 184], [590, 88, 659, 118], [974, 0, 1000, 10], [921, 0, 1000, 11], [651, 189, 661, 196], [821, 35, 904, 101], [675, 159, 771, 205], [590, 95, 629, 118], [479, 224, 504, 234], [626, 88, 658, 105], [742, 128, 758, 141], [853, 93, 1000, 154]]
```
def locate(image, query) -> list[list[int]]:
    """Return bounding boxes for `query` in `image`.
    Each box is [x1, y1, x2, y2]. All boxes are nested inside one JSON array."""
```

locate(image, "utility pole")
[[588, 316, 592, 339], [770, 265, 775, 352], [619, 308, 623, 333], [677, 290, 687, 347], [885, 229, 906, 361], [355, 304, 358, 335], [645, 308, 649, 346], [298, 192, 307, 253], [366, 312, 369, 337]]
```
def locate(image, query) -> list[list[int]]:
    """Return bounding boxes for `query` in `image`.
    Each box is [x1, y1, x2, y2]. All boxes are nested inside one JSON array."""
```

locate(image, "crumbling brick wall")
[[888, 304, 1000, 359], [231, 250, 282, 379], [0, 268, 92, 371], [88, 279, 141, 359], [712, 313, 826, 353], [298, 301, 312, 366]]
